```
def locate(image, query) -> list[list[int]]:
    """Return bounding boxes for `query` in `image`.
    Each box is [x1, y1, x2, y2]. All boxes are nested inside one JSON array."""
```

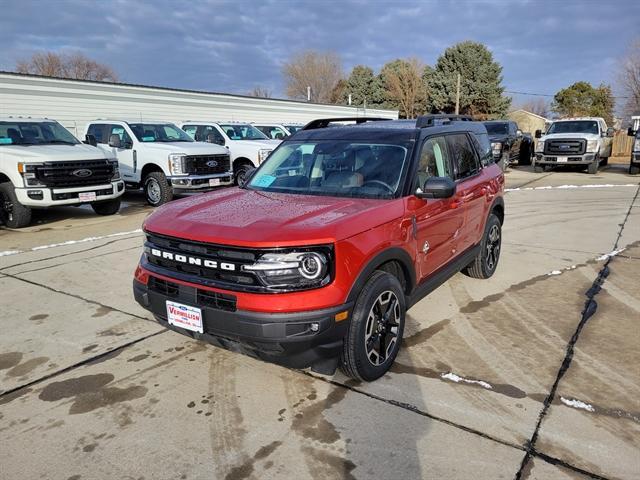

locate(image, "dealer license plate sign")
[[556, 156, 568, 163], [79, 192, 97, 202], [209, 178, 221, 187], [166, 301, 203, 333]]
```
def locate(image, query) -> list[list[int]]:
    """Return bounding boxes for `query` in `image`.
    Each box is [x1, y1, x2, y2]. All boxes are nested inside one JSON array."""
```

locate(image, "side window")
[[470, 133, 493, 167], [447, 134, 480, 180], [109, 125, 132, 145], [182, 125, 197, 139], [198, 126, 224, 144], [416, 136, 452, 189], [87, 124, 106, 143]]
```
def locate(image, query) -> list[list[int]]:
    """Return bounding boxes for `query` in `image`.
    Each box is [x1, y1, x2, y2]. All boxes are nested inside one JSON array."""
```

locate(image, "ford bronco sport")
[[133, 115, 505, 381]]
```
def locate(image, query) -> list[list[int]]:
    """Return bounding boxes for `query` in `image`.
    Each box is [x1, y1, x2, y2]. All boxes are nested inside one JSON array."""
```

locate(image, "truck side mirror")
[[415, 177, 456, 199], [516, 129, 523, 137], [535, 129, 542, 139], [629, 127, 637, 137], [606, 127, 614, 138], [207, 133, 225, 146], [108, 134, 122, 148], [84, 134, 97, 146]]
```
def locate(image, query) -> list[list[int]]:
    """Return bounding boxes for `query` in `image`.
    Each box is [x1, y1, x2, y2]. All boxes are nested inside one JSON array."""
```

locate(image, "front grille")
[[184, 154, 231, 175], [35, 160, 115, 188], [545, 139, 586, 155], [52, 187, 114, 201], [149, 276, 180, 297], [196, 289, 237, 312]]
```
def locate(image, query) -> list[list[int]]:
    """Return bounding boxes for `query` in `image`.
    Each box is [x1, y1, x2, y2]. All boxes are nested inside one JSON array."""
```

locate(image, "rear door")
[[447, 133, 486, 252], [409, 135, 465, 281]]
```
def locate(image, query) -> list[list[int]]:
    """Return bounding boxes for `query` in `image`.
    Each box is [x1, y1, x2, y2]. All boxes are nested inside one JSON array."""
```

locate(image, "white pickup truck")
[[180, 122, 281, 185], [85, 120, 232, 206], [0, 118, 124, 228], [534, 117, 614, 174]]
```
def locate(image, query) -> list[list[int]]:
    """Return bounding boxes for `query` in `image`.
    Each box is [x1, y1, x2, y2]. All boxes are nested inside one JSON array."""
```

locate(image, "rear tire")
[[0, 182, 32, 228], [463, 213, 502, 279], [630, 164, 640, 175], [91, 198, 121, 215], [340, 271, 406, 382], [144, 171, 173, 206], [587, 161, 598, 174]]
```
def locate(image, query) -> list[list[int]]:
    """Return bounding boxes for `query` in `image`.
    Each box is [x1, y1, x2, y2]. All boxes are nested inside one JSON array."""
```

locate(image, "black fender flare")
[[488, 195, 505, 225], [345, 247, 416, 304]]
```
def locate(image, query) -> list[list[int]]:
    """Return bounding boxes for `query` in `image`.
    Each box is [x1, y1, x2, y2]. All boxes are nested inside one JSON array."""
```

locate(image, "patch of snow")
[[596, 248, 625, 261], [506, 183, 637, 193], [441, 372, 493, 390], [561, 397, 595, 412], [0, 250, 21, 257], [548, 270, 562, 276]]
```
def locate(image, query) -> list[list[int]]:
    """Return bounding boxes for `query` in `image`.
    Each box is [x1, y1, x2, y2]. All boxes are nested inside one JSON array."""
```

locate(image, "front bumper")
[[169, 172, 233, 192], [535, 153, 596, 165], [15, 181, 125, 207], [133, 275, 352, 373]]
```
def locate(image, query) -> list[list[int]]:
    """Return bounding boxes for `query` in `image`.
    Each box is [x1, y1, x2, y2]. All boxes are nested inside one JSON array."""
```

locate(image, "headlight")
[[110, 160, 121, 181], [168, 153, 187, 176], [490, 142, 502, 156], [243, 250, 331, 290], [535, 140, 545, 153], [18, 163, 45, 186], [258, 149, 272, 163], [586, 140, 599, 153], [634, 139, 640, 152]]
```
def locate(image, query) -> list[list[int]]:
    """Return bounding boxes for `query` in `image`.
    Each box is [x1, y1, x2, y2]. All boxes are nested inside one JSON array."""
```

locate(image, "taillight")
[[134, 265, 149, 285]]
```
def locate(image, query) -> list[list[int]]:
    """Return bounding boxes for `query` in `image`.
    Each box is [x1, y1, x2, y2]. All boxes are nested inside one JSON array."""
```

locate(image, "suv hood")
[[139, 142, 228, 155], [0, 143, 111, 161], [542, 132, 600, 141], [143, 188, 404, 247]]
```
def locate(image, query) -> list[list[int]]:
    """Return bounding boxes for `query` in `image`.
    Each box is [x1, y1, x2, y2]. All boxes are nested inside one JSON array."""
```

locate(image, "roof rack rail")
[[301, 117, 392, 131], [416, 114, 473, 128]]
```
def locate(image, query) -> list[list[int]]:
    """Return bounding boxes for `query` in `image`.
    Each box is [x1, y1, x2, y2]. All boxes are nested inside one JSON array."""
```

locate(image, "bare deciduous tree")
[[519, 98, 550, 118], [248, 86, 273, 98], [618, 38, 640, 118], [382, 58, 428, 119], [283, 50, 343, 103], [16, 51, 118, 82]]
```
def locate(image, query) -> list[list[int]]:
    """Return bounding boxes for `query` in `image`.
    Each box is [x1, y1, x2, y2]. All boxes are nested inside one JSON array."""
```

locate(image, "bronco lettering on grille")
[[150, 248, 236, 271]]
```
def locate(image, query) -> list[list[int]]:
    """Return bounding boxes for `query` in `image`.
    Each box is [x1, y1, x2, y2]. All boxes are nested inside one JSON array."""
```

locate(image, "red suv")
[[133, 116, 505, 381]]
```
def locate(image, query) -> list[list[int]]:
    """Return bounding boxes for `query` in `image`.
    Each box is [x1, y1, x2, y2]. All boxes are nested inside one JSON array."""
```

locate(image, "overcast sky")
[[1, 0, 638, 107]]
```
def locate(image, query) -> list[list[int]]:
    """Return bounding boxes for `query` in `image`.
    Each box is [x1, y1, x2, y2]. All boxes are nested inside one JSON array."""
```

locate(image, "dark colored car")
[[483, 120, 533, 170], [628, 127, 640, 175], [133, 115, 505, 381]]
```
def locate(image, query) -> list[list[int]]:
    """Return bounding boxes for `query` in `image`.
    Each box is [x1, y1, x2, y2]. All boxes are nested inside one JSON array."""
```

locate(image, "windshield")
[[255, 125, 288, 140], [220, 124, 269, 140], [484, 123, 509, 135], [285, 125, 303, 134], [0, 121, 80, 146], [547, 121, 598, 135], [128, 123, 194, 142], [246, 140, 411, 200]]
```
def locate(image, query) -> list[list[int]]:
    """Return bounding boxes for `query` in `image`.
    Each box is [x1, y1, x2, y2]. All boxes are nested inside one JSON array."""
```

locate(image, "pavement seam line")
[[0, 330, 166, 400], [514, 183, 640, 480]]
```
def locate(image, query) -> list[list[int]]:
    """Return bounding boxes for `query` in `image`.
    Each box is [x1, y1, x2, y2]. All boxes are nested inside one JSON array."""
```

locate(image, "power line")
[[505, 90, 630, 100]]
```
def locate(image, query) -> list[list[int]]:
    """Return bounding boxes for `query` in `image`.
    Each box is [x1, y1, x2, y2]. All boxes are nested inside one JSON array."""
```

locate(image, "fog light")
[[117, 182, 125, 192], [27, 190, 44, 200], [310, 323, 319, 332]]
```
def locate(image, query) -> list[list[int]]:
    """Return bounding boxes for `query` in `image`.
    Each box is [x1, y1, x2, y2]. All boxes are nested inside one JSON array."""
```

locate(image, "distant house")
[[508, 109, 549, 135]]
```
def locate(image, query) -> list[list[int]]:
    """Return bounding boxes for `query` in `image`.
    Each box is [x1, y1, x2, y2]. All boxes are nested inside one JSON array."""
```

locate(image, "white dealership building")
[[0, 72, 398, 137]]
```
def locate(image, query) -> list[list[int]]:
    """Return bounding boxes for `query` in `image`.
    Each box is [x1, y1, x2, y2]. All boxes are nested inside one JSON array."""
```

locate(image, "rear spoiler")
[[301, 117, 392, 131]]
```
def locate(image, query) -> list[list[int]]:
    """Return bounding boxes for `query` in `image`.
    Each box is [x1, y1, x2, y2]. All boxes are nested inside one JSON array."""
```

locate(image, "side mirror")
[[535, 129, 542, 139], [606, 127, 614, 138], [628, 127, 636, 137], [108, 134, 122, 148], [415, 177, 456, 200], [207, 133, 225, 146], [516, 129, 523, 137], [84, 134, 97, 146]]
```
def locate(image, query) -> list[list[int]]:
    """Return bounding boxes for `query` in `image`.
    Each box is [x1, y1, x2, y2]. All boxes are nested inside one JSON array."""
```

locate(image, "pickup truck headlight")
[[586, 140, 599, 153], [243, 250, 331, 290], [258, 149, 272, 164], [110, 160, 121, 181], [490, 142, 502, 157], [18, 163, 45, 187], [168, 153, 187, 176], [535, 140, 545, 153]]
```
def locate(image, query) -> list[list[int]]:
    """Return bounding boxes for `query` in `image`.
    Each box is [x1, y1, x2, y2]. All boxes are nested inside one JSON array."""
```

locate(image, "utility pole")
[[348, 94, 352, 106], [307, 86, 311, 102], [455, 73, 461, 115]]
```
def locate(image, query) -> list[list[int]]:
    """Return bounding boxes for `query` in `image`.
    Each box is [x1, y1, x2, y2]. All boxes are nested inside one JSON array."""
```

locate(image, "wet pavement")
[[1, 164, 639, 480]]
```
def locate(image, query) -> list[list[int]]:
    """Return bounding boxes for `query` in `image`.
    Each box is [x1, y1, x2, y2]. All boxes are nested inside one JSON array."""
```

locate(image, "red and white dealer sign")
[[166, 301, 203, 333]]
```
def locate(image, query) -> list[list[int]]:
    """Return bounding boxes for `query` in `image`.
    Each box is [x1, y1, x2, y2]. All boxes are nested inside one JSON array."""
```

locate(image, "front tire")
[[464, 213, 502, 279], [144, 171, 173, 206], [0, 182, 32, 228], [630, 164, 640, 175], [534, 164, 545, 173], [91, 198, 121, 215], [519, 143, 532, 166], [340, 271, 406, 382], [587, 160, 598, 174], [234, 164, 253, 186]]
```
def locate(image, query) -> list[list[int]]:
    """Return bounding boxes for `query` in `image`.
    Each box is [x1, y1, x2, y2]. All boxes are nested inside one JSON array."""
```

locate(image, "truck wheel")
[[519, 143, 532, 165], [600, 157, 608, 166], [0, 182, 32, 228], [534, 164, 544, 173], [144, 171, 173, 206], [234, 164, 253, 186], [630, 164, 640, 175], [91, 198, 121, 215], [587, 161, 599, 174], [499, 151, 509, 171], [463, 213, 502, 279], [340, 270, 406, 382]]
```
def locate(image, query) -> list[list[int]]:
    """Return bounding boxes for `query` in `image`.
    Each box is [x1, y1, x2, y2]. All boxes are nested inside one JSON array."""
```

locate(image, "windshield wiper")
[[44, 140, 78, 145]]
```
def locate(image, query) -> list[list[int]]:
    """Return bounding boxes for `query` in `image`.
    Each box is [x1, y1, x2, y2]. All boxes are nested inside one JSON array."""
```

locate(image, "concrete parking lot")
[[1, 164, 638, 480]]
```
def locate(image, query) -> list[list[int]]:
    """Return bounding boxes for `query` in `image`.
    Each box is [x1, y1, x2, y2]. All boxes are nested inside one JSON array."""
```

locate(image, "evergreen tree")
[[551, 81, 615, 125]]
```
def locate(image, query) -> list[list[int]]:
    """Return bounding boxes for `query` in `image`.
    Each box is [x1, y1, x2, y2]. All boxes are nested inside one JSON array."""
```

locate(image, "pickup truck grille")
[[34, 160, 115, 188], [545, 139, 586, 155], [184, 154, 230, 175]]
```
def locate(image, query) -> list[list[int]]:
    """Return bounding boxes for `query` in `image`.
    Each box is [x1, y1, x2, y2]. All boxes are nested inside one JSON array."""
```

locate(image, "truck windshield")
[[128, 123, 194, 142], [246, 140, 411, 200], [220, 124, 269, 141], [484, 123, 509, 135], [0, 121, 80, 146], [547, 121, 599, 135]]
